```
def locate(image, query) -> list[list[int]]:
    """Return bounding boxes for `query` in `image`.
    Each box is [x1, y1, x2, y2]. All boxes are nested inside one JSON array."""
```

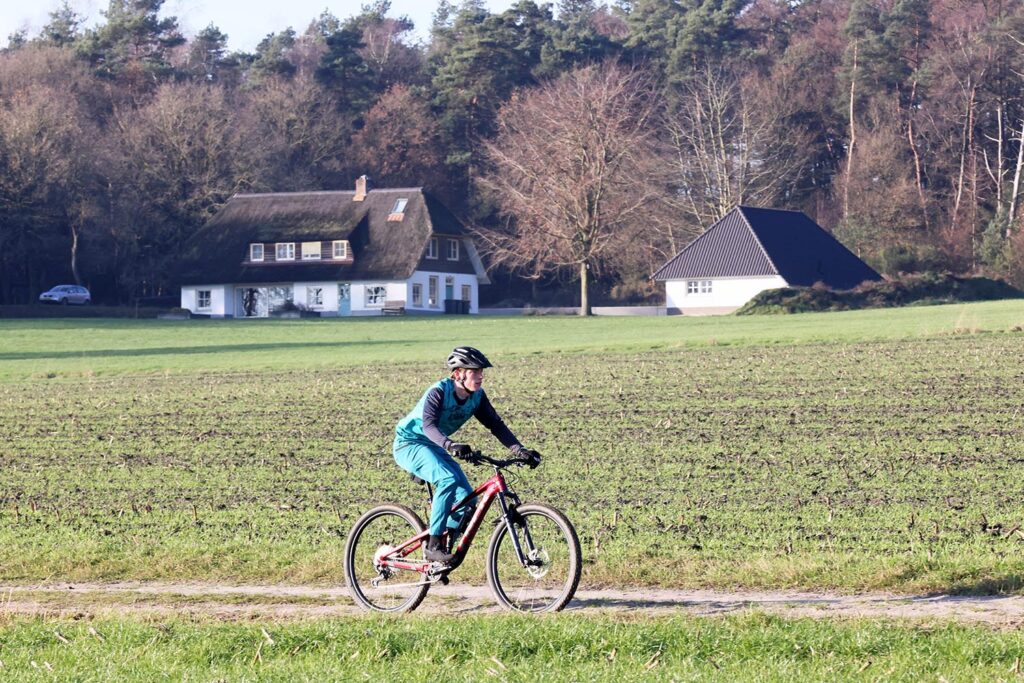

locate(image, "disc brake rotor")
[[525, 548, 550, 578]]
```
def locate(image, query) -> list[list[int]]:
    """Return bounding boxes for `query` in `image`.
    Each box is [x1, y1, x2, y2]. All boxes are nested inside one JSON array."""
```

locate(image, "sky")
[[0, 0, 513, 51]]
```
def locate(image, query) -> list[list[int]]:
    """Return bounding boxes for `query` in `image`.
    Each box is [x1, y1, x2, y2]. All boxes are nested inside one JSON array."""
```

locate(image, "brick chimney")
[[353, 174, 371, 202]]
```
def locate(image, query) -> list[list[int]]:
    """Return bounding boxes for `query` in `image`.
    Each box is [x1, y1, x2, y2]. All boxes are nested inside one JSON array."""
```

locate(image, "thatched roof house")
[[178, 177, 488, 317]]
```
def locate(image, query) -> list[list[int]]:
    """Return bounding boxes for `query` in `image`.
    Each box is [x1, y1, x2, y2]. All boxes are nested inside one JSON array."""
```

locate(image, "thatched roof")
[[178, 188, 476, 286]]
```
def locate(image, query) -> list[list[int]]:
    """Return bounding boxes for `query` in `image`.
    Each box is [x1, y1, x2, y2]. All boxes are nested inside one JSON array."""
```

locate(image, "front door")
[[445, 276, 454, 301], [338, 283, 351, 316]]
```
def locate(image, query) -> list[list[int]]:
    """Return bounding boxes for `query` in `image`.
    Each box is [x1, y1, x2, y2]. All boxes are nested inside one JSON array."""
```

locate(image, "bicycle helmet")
[[446, 346, 493, 371]]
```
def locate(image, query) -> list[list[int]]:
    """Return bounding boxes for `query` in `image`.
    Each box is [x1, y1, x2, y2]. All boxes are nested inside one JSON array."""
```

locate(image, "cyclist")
[[394, 346, 541, 564]]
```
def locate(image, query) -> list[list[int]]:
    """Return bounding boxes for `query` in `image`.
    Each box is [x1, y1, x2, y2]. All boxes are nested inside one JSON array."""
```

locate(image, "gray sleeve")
[[420, 387, 453, 451], [473, 391, 521, 450]]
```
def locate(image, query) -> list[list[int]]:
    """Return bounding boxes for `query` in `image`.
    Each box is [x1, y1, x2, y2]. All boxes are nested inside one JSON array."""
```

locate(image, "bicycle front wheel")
[[486, 503, 581, 612], [344, 504, 430, 612]]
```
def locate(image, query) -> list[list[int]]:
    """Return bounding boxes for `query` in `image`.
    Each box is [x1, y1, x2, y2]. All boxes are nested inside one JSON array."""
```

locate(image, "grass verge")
[[1, 612, 1023, 681]]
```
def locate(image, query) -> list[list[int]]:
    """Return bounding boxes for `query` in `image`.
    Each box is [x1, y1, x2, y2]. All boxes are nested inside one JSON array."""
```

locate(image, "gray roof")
[[177, 188, 476, 286], [652, 206, 882, 290]]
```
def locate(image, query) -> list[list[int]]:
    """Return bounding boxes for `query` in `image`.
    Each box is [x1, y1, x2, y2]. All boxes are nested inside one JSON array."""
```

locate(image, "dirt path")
[[2, 582, 1024, 625]]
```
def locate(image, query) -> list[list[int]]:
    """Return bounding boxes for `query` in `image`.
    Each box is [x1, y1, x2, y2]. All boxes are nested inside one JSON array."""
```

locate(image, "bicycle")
[[343, 451, 582, 613]]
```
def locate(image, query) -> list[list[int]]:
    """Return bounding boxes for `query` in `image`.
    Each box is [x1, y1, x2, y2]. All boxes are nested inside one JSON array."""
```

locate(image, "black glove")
[[513, 445, 542, 468], [448, 443, 473, 459]]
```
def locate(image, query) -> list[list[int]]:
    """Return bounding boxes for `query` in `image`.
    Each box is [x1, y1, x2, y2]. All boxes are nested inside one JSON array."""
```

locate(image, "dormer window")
[[426, 236, 438, 259], [250, 244, 264, 262], [276, 242, 295, 261], [447, 238, 459, 260], [302, 241, 321, 260], [332, 240, 350, 259]]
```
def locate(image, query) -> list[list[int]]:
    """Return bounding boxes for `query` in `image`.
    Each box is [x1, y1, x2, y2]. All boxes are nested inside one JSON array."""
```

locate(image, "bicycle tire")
[[344, 503, 430, 613], [485, 503, 581, 612]]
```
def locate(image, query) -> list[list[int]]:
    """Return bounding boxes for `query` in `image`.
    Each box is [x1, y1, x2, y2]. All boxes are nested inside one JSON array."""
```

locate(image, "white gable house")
[[177, 177, 489, 318], [653, 206, 882, 315]]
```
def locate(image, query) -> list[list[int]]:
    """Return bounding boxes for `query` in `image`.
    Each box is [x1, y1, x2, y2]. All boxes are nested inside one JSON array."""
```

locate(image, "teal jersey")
[[396, 378, 484, 444]]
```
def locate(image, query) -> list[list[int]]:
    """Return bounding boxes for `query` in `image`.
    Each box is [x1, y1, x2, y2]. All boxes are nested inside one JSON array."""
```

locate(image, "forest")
[[0, 0, 1022, 305]]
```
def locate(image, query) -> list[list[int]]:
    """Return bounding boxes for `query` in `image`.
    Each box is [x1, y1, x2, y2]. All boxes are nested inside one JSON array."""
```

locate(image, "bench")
[[382, 299, 406, 316]]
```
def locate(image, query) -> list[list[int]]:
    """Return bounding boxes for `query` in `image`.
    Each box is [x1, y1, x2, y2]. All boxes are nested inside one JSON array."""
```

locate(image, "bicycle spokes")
[[345, 505, 431, 612], [486, 504, 581, 613]]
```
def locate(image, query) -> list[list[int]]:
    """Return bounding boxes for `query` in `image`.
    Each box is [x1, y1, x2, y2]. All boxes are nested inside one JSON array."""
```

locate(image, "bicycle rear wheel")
[[486, 503, 581, 612], [344, 504, 430, 612]]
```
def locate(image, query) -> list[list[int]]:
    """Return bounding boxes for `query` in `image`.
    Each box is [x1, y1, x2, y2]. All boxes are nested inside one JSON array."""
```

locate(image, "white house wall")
[[183, 275, 478, 317], [181, 285, 231, 317], [408, 270, 478, 313], [665, 275, 788, 315]]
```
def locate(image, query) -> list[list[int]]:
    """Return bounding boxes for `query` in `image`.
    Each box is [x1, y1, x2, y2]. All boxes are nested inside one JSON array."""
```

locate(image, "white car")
[[39, 285, 91, 305]]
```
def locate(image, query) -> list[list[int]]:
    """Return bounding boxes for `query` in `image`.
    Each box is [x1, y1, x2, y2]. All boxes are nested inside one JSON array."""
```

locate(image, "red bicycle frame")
[[378, 468, 516, 574]]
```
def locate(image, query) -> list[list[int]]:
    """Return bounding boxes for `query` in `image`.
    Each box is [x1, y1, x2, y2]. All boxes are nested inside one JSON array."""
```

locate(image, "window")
[[387, 198, 408, 222], [302, 241, 321, 260], [276, 242, 295, 260], [250, 243, 264, 262], [268, 286, 293, 312], [197, 290, 211, 310], [365, 285, 387, 306], [461, 284, 471, 302], [428, 276, 438, 306], [687, 280, 712, 294], [332, 240, 349, 259], [447, 238, 459, 260], [306, 286, 323, 308], [412, 283, 422, 307], [426, 237, 438, 259]]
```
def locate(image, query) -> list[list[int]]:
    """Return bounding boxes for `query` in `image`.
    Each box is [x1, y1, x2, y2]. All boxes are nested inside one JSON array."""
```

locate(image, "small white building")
[[653, 206, 882, 315], [177, 177, 489, 318]]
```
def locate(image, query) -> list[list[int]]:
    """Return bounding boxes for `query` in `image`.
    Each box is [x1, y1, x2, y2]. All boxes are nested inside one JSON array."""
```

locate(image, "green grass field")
[[1, 299, 1021, 380], [2, 301, 1024, 591], [2, 613, 1024, 681]]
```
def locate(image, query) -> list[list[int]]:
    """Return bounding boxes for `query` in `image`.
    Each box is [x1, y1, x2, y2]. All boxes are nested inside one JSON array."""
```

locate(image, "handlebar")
[[460, 450, 533, 469]]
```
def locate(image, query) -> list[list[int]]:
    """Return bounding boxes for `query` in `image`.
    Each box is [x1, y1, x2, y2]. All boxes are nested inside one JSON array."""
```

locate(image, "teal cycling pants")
[[393, 438, 475, 536]]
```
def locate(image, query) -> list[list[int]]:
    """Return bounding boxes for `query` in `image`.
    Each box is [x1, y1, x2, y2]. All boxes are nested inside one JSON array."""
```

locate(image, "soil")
[[3, 583, 1024, 625]]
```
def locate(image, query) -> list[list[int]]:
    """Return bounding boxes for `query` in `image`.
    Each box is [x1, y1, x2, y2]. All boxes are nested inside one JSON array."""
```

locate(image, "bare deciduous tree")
[[664, 66, 813, 231], [477, 61, 662, 315]]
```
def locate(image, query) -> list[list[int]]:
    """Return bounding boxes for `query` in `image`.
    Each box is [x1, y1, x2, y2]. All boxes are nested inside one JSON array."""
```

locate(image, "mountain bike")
[[343, 451, 581, 613]]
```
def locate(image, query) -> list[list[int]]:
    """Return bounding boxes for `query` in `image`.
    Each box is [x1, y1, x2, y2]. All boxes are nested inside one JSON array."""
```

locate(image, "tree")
[[350, 85, 445, 190], [431, 2, 553, 209], [182, 24, 239, 84], [248, 28, 299, 81], [108, 82, 255, 297], [0, 47, 103, 303], [478, 62, 663, 315], [625, 0, 751, 83], [347, 0, 424, 88], [242, 75, 353, 190], [664, 65, 813, 234], [79, 0, 185, 92], [315, 23, 375, 119], [39, 1, 84, 47]]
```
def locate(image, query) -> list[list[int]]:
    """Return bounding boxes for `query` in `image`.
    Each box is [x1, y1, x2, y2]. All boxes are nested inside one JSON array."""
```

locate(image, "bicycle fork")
[[496, 492, 543, 568]]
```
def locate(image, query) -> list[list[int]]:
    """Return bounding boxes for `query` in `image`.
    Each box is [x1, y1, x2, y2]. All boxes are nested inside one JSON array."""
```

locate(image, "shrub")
[[736, 273, 1022, 315]]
